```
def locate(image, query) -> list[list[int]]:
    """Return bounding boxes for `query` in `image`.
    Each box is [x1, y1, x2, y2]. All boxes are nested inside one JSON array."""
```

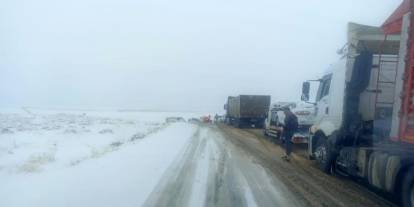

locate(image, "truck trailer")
[[302, 1, 414, 206], [225, 95, 270, 128]]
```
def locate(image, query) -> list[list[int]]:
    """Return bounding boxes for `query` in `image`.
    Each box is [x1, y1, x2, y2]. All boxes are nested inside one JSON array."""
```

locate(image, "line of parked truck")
[[224, 96, 315, 143], [224, 2, 414, 206]]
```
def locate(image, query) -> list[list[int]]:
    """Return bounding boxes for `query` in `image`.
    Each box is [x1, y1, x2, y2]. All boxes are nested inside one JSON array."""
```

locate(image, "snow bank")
[[0, 109, 199, 207]]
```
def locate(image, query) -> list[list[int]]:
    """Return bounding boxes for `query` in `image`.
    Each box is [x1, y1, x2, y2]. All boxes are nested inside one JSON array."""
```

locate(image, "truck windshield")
[[316, 75, 332, 101]]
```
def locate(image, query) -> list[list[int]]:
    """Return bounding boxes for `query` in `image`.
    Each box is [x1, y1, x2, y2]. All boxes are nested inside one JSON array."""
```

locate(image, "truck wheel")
[[237, 120, 243, 128], [402, 167, 414, 207], [314, 136, 335, 174], [257, 122, 264, 129]]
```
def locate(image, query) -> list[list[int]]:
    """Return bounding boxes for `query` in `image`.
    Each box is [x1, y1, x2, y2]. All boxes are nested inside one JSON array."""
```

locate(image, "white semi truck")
[[304, 22, 400, 164], [301, 3, 414, 205]]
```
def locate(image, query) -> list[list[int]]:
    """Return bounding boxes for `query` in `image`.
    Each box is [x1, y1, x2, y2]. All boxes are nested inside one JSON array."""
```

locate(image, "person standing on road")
[[282, 107, 298, 161]]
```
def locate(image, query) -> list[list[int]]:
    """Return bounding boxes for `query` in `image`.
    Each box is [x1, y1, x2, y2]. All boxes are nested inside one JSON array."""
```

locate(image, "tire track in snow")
[[205, 128, 247, 207], [144, 124, 303, 207], [208, 126, 300, 207], [143, 127, 207, 207]]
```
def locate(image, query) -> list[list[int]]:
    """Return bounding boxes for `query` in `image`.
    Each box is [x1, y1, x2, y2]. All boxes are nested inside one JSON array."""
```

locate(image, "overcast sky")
[[0, 0, 401, 112]]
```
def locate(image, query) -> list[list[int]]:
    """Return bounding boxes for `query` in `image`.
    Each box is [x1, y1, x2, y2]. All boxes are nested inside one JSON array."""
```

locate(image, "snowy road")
[[0, 110, 394, 207], [143, 124, 303, 207]]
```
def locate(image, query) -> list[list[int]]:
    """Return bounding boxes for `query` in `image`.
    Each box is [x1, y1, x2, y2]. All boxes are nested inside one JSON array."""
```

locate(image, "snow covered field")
[[0, 109, 202, 207]]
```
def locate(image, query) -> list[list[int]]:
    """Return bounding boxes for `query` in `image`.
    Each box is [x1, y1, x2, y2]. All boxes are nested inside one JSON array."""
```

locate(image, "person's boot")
[[285, 155, 291, 162]]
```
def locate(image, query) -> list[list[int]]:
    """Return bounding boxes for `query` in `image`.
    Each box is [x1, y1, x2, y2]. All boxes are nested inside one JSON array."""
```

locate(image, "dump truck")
[[224, 95, 270, 128], [301, 1, 414, 206]]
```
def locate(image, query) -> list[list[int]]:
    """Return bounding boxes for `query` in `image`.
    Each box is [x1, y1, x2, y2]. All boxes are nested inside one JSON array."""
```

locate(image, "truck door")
[[315, 75, 332, 125]]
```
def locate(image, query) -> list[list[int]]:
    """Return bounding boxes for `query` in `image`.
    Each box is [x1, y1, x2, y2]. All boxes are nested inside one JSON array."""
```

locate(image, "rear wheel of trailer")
[[402, 167, 414, 207]]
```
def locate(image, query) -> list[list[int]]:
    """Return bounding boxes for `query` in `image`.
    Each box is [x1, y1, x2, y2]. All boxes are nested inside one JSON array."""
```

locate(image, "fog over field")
[[0, 0, 400, 112]]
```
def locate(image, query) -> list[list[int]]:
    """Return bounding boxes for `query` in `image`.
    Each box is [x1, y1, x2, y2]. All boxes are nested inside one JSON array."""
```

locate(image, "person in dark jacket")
[[282, 106, 298, 161]]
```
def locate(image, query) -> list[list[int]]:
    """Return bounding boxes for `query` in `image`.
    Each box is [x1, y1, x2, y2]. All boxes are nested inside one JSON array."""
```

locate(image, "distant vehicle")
[[201, 115, 212, 123], [165, 117, 185, 123], [264, 102, 315, 143], [225, 95, 271, 128], [217, 115, 225, 123], [213, 114, 225, 123], [188, 118, 200, 123]]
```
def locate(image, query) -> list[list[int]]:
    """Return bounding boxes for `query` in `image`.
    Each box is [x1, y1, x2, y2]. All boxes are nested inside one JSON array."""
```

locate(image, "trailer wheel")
[[263, 129, 268, 137], [237, 121, 243, 128], [402, 167, 414, 207], [276, 130, 281, 139], [314, 136, 335, 174]]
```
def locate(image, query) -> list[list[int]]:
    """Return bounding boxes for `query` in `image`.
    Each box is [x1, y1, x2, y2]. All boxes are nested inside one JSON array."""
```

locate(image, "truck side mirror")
[[301, 82, 310, 101]]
